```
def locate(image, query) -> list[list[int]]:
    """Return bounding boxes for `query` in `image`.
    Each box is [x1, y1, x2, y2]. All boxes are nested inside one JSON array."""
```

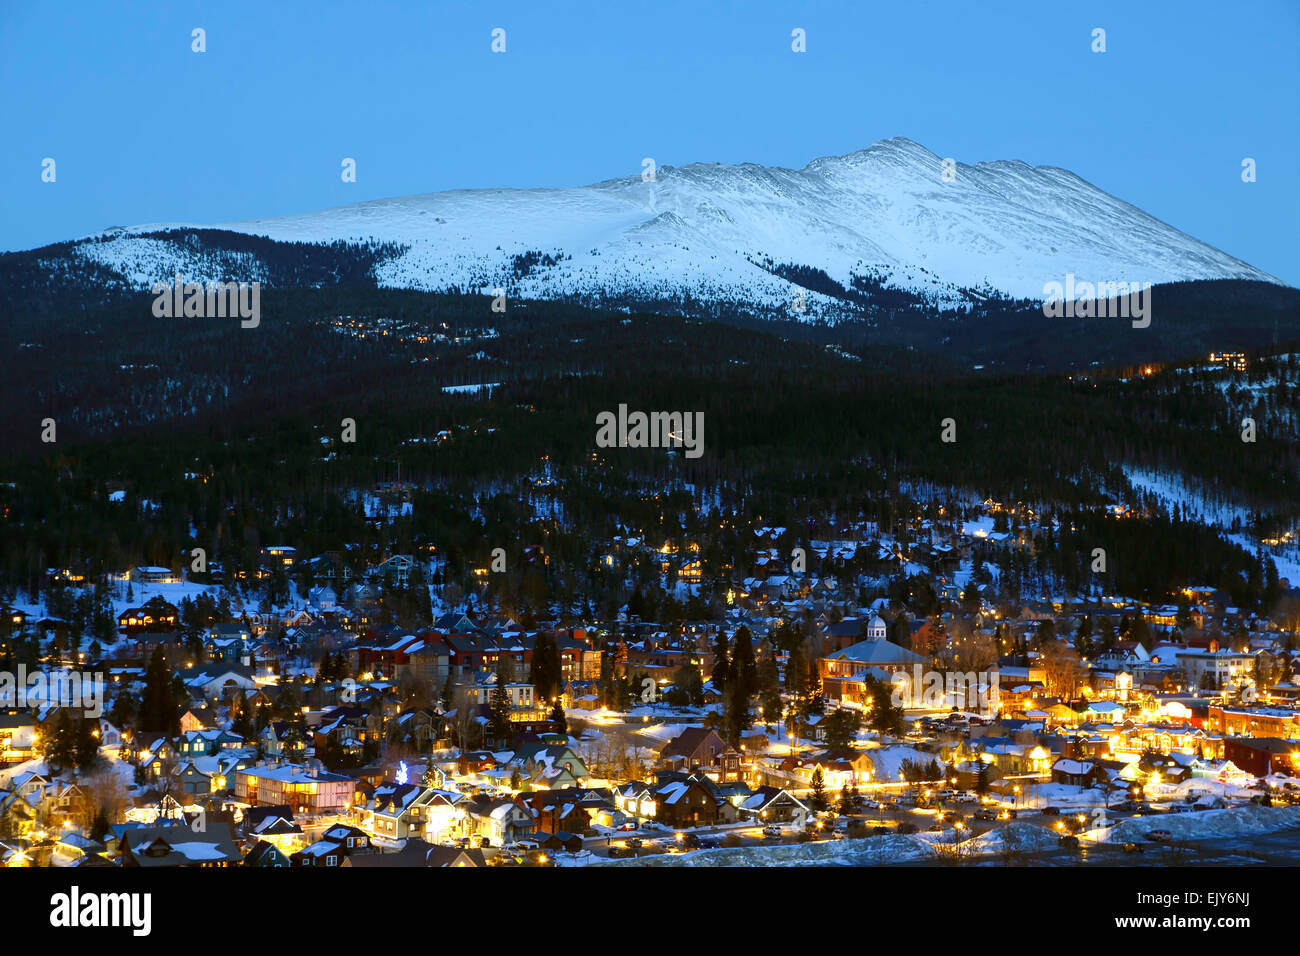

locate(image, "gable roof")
[[659, 726, 722, 759]]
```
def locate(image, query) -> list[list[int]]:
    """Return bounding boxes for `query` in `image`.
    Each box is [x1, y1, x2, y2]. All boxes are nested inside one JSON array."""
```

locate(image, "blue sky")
[[3, 0, 1297, 283]]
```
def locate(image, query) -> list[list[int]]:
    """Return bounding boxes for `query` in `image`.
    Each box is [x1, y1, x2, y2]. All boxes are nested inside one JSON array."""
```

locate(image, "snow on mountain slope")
[[75, 138, 1284, 315]]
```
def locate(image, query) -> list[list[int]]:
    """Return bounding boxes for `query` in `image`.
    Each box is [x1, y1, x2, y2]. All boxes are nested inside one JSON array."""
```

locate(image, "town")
[[2, 489, 1299, 869]]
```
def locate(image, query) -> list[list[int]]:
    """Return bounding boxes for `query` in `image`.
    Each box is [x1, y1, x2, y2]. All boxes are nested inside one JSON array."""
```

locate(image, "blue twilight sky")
[[2, 0, 1297, 283]]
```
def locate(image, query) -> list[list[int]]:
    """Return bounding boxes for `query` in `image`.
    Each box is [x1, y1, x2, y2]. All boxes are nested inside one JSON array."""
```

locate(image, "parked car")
[[615, 822, 638, 831], [1041, 806, 1061, 816], [898, 822, 919, 835], [1145, 829, 1173, 842], [974, 808, 997, 820], [761, 825, 783, 838]]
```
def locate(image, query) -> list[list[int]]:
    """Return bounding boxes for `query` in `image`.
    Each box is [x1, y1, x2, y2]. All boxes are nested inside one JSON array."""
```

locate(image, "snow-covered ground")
[[603, 805, 1300, 866], [863, 746, 938, 783], [1095, 804, 1300, 844], [1123, 465, 1300, 584], [596, 832, 934, 866]]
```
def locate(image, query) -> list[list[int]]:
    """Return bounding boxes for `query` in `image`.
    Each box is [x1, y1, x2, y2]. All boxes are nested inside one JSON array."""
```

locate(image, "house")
[[1180, 649, 1255, 690], [1223, 737, 1299, 778], [242, 807, 305, 854], [176, 760, 218, 796], [117, 598, 180, 633], [261, 545, 298, 568], [234, 764, 356, 813], [292, 824, 374, 866], [659, 727, 727, 771], [363, 783, 461, 842], [244, 840, 292, 867], [0, 787, 38, 839], [738, 786, 810, 824], [463, 796, 535, 846], [177, 729, 244, 758], [41, 783, 94, 831], [133, 736, 179, 781], [320, 823, 373, 855], [207, 622, 252, 664], [506, 743, 590, 789], [652, 777, 724, 828], [615, 781, 657, 821], [373, 554, 415, 587], [1050, 758, 1105, 788], [183, 665, 258, 701], [1076, 701, 1126, 724], [50, 832, 107, 868], [343, 839, 485, 867], [260, 721, 310, 758], [132, 566, 180, 584], [519, 789, 609, 835], [118, 823, 242, 867], [1094, 641, 1151, 671], [0, 714, 38, 766]]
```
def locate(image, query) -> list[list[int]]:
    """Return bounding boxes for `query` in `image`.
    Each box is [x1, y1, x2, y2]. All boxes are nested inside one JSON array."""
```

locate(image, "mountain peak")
[[77, 141, 1284, 314]]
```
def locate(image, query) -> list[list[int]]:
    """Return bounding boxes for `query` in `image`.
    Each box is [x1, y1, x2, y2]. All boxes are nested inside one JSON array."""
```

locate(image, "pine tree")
[[141, 647, 179, 734], [43, 710, 77, 772], [723, 675, 751, 748], [75, 716, 100, 771], [837, 785, 853, 815], [712, 629, 731, 693], [531, 632, 557, 703], [810, 766, 828, 812], [488, 664, 512, 744], [440, 670, 455, 711], [865, 676, 904, 736], [733, 625, 757, 697], [550, 700, 567, 735], [89, 806, 111, 843], [758, 653, 782, 728]]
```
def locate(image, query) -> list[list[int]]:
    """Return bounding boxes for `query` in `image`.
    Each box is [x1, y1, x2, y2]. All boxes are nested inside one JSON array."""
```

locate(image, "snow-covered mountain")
[[75, 138, 1284, 316]]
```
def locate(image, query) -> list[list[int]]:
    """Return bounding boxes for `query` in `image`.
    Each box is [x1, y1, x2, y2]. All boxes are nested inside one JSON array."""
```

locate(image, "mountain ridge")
[[45, 137, 1280, 319]]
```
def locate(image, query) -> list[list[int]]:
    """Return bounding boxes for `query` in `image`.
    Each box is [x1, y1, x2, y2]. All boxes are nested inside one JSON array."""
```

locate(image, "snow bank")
[[595, 834, 932, 867], [1098, 804, 1300, 843]]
